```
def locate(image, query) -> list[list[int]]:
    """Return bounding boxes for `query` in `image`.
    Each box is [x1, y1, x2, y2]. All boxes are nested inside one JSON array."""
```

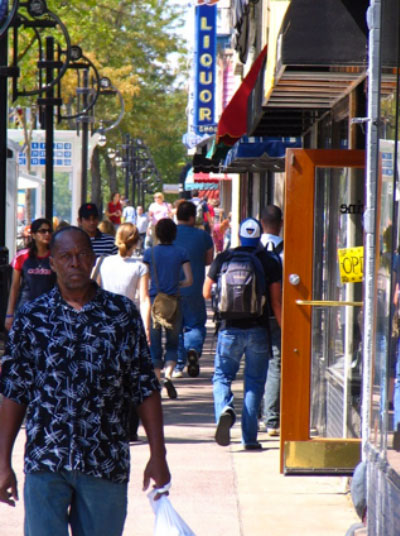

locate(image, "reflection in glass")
[[310, 167, 364, 440]]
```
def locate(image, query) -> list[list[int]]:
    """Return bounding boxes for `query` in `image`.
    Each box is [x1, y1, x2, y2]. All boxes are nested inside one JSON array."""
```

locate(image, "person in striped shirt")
[[78, 203, 118, 258]]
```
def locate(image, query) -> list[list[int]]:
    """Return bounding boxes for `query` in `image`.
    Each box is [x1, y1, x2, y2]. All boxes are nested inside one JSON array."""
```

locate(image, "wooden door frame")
[[280, 149, 365, 473]]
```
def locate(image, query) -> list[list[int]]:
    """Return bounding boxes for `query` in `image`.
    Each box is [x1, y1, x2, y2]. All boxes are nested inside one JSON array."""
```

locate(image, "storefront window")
[[373, 74, 400, 471], [310, 167, 364, 438]]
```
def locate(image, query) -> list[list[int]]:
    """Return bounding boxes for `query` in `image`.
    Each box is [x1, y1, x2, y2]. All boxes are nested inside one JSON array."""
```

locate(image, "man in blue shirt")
[[173, 201, 214, 377]]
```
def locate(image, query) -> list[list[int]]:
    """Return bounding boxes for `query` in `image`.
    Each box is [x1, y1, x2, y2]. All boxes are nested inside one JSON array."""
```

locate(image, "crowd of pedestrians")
[[0, 189, 284, 535]]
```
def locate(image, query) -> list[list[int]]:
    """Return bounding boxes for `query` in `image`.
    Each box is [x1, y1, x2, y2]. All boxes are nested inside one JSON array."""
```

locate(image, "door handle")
[[295, 300, 363, 307]]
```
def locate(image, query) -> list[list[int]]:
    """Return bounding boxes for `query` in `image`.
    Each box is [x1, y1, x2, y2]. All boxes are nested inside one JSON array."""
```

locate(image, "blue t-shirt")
[[174, 225, 213, 296], [143, 244, 189, 297]]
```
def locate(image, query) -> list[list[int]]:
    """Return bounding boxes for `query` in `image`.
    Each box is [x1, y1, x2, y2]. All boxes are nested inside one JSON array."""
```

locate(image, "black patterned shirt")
[[0, 285, 160, 483]]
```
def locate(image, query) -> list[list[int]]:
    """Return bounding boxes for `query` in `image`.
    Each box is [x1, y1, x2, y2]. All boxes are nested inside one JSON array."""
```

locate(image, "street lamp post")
[[0, 0, 71, 226]]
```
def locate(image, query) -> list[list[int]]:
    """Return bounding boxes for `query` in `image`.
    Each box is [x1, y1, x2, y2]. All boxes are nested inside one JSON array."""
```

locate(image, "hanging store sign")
[[194, 4, 217, 136], [337, 246, 364, 283]]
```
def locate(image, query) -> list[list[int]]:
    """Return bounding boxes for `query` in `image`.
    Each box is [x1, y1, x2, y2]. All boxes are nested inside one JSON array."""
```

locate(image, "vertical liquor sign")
[[194, 2, 217, 136]]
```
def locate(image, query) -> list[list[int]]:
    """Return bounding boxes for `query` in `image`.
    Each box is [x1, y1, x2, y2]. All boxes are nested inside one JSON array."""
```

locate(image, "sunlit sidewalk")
[[0, 316, 359, 535]]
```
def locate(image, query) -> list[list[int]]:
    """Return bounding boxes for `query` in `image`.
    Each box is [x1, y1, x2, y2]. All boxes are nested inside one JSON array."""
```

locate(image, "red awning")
[[194, 172, 233, 183], [216, 45, 267, 146]]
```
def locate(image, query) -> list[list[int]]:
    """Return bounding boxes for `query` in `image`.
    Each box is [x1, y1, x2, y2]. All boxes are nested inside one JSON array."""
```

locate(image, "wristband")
[[6, 314, 14, 318]]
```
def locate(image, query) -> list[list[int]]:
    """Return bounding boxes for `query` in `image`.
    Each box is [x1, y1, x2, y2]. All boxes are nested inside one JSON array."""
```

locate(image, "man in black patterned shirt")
[[0, 226, 170, 536]]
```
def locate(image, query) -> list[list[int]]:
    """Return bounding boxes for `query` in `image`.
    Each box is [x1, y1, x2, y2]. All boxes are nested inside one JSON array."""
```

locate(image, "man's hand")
[[142, 454, 171, 495], [0, 466, 18, 507]]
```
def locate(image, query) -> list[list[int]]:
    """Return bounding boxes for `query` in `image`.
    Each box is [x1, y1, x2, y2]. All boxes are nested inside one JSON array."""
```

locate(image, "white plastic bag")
[[148, 488, 196, 536]]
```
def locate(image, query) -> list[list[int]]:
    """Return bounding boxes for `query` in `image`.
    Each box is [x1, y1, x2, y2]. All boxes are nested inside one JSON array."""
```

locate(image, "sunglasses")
[[36, 228, 52, 234]]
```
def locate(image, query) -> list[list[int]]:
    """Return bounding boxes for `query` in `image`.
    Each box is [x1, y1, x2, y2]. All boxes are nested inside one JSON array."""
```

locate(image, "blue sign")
[[194, 4, 217, 136], [0, 0, 7, 24], [18, 141, 74, 168]]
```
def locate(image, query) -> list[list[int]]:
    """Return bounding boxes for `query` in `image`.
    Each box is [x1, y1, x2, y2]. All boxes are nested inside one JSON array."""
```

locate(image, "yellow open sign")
[[337, 246, 364, 283]]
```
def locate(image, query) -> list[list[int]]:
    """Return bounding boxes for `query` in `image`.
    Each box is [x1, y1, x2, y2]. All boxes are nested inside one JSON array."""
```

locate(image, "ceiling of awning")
[[250, 0, 399, 137]]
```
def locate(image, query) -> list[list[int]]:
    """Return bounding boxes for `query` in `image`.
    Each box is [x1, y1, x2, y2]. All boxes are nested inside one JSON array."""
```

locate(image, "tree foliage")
[[11, 0, 190, 206]]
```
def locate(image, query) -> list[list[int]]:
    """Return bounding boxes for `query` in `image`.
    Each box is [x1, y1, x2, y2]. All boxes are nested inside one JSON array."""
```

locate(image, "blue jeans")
[[213, 326, 270, 445], [24, 471, 127, 536], [150, 301, 182, 369], [394, 341, 400, 430], [176, 295, 207, 371], [263, 319, 281, 428]]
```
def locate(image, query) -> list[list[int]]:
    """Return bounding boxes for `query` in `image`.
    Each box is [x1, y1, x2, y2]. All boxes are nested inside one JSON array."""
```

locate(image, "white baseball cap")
[[239, 218, 262, 247]]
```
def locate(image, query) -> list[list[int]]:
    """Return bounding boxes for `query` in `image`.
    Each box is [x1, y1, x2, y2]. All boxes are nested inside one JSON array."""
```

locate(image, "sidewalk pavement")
[[0, 316, 360, 536]]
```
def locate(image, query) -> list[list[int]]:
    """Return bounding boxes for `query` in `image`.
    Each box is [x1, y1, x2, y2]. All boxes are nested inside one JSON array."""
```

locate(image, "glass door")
[[280, 149, 365, 475]]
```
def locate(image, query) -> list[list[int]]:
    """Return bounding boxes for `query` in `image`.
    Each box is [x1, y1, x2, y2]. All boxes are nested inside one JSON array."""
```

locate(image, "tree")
[[10, 0, 190, 208]]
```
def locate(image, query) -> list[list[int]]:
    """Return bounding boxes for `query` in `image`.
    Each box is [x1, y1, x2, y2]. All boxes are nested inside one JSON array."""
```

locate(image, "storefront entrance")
[[280, 149, 365, 475]]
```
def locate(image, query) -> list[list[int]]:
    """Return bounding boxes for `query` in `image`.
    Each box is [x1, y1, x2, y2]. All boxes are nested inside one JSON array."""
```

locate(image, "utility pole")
[[0, 4, 8, 248]]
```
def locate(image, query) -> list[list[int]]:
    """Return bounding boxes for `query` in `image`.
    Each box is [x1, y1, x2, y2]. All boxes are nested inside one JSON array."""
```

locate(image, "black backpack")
[[215, 249, 266, 320]]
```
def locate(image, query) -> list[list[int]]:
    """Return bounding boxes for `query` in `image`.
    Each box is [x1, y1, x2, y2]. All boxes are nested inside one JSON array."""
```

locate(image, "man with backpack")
[[260, 205, 283, 436], [191, 190, 211, 233], [203, 218, 282, 449]]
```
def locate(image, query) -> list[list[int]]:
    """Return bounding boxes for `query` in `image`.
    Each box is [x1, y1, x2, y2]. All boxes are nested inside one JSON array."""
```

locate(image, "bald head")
[[50, 226, 93, 255]]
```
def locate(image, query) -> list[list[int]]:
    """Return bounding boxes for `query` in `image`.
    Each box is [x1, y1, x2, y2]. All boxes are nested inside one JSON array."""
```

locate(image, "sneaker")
[[164, 379, 178, 399], [244, 442, 263, 451], [187, 349, 200, 378], [215, 408, 235, 446], [266, 427, 280, 437], [172, 370, 184, 379]]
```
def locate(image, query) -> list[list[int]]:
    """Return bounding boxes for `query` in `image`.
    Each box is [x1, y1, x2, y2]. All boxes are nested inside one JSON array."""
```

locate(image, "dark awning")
[[192, 153, 220, 174], [249, 0, 399, 137], [222, 136, 302, 173]]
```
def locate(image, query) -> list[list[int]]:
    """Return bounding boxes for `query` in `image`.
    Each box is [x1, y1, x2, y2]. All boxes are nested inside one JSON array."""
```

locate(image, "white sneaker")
[[267, 427, 280, 437], [172, 370, 183, 379]]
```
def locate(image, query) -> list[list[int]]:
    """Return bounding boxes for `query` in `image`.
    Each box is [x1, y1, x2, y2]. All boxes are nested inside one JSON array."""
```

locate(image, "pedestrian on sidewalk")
[[173, 201, 214, 378], [122, 199, 136, 224], [4, 218, 56, 332], [260, 205, 284, 437], [106, 192, 123, 228], [136, 205, 149, 252], [78, 202, 118, 258], [148, 193, 172, 246], [143, 218, 193, 399], [0, 226, 170, 536], [203, 218, 282, 449], [95, 223, 151, 443]]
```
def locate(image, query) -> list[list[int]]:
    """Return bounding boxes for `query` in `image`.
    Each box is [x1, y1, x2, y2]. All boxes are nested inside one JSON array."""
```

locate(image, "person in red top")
[[106, 192, 122, 226], [4, 218, 56, 331]]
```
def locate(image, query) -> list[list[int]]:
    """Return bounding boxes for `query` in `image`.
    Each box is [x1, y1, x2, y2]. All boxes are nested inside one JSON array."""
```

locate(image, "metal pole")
[[125, 133, 130, 200], [44, 36, 54, 221], [362, 0, 382, 458], [80, 68, 89, 204], [0, 9, 8, 247], [132, 141, 137, 206]]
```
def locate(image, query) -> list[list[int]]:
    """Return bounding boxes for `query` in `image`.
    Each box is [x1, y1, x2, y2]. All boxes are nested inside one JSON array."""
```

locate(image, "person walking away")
[[96, 223, 151, 442], [143, 218, 192, 399], [148, 193, 172, 246], [136, 205, 149, 252], [98, 219, 116, 237], [106, 192, 123, 228], [260, 205, 283, 436], [97, 223, 151, 342], [122, 199, 136, 224], [212, 218, 230, 254], [0, 226, 170, 536], [78, 203, 118, 258], [203, 218, 282, 449], [173, 201, 214, 378], [4, 218, 56, 332], [191, 189, 211, 233]]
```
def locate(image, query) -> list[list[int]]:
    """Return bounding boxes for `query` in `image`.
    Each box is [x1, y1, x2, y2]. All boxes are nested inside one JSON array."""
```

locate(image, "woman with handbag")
[[96, 222, 151, 442], [143, 218, 193, 399]]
